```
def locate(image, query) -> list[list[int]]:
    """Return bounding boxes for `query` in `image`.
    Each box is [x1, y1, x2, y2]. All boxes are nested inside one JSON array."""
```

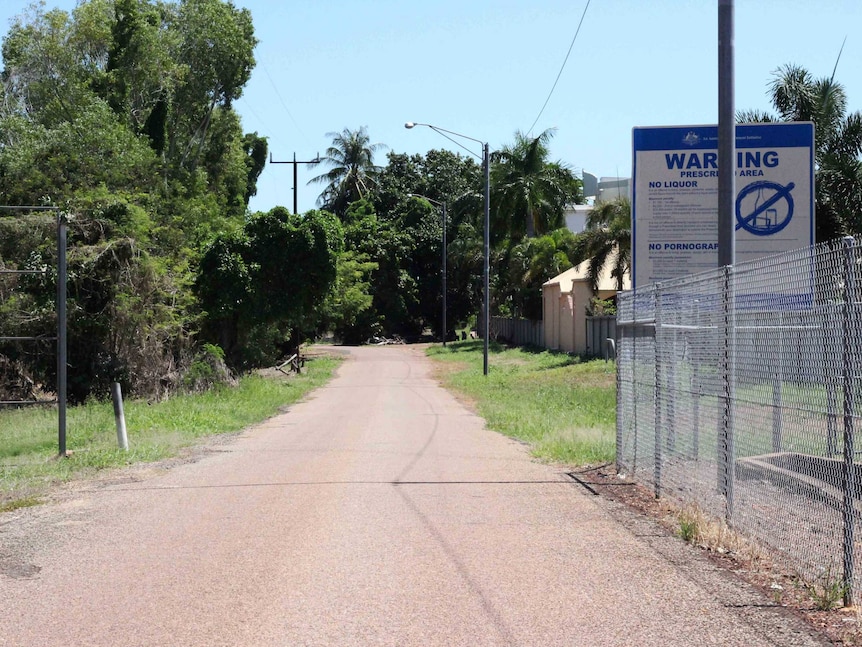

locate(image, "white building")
[[563, 173, 631, 234]]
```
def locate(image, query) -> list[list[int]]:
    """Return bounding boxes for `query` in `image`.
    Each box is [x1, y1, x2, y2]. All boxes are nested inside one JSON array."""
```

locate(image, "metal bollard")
[[111, 382, 129, 451]]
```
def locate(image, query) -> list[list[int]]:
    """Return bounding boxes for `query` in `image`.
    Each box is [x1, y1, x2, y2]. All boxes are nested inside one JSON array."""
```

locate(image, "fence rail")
[[617, 237, 862, 605]]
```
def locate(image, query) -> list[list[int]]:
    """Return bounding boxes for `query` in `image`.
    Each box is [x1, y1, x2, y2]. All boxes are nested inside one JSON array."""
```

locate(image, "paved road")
[[1, 346, 830, 646]]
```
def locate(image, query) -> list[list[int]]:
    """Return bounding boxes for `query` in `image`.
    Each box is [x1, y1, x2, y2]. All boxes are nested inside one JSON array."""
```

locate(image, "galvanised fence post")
[[615, 321, 623, 475], [842, 235, 857, 606], [654, 284, 662, 499], [772, 314, 783, 454], [718, 264, 735, 522], [57, 213, 67, 457]]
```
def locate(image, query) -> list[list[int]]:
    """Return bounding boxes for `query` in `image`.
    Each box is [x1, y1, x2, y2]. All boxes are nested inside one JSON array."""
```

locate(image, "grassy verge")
[[0, 355, 341, 508], [427, 340, 616, 465]]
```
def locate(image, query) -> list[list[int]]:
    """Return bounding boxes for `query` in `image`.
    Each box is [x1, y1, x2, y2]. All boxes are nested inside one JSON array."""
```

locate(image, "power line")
[[236, 96, 283, 144], [259, 59, 312, 148], [527, 0, 592, 136]]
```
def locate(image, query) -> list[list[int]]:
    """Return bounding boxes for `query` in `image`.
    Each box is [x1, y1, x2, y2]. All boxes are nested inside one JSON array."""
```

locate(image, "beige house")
[[542, 260, 631, 355]]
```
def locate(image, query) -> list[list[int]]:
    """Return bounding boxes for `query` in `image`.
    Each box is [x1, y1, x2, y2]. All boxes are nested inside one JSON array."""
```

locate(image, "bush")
[[182, 344, 236, 393], [587, 297, 616, 316]]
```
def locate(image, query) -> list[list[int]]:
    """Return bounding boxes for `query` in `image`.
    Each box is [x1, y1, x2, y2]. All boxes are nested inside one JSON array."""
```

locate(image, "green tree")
[[199, 106, 254, 219], [575, 197, 631, 292], [308, 126, 386, 217], [401, 196, 444, 337], [445, 216, 483, 332], [2, 5, 93, 127], [194, 230, 251, 356], [167, 0, 256, 173], [197, 207, 343, 367], [340, 199, 418, 338], [372, 149, 481, 218], [496, 228, 577, 320], [244, 207, 342, 326], [367, 149, 483, 337], [738, 64, 862, 241], [0, 0, 268, 399], [491, 129, 582, 240], [242, 131, 268, 203], [320, 251, 378, 344], [99, 0, 179, 138]]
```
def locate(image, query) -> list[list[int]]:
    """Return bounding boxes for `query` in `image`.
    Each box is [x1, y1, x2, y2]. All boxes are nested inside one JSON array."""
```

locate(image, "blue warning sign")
[[632, 122, 815, 289]]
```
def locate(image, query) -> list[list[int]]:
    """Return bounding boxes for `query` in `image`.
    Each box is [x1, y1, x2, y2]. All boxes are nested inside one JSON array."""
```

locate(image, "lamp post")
[[408, 193, 448, 346], [405, 122, 490, 375]]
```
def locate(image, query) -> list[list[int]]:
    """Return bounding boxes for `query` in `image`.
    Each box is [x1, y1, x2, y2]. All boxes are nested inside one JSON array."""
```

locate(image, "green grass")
[[427, 340, 616, 465], [0, 355, 341, 508]]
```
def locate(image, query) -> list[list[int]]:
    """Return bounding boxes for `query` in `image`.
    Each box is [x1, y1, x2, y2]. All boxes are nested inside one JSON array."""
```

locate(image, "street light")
[[408, 193, 448, 346], [405, 122, 490, 375]]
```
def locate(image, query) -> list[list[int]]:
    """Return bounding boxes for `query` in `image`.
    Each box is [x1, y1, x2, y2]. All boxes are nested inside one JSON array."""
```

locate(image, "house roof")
[[542, 258, 631, 293]]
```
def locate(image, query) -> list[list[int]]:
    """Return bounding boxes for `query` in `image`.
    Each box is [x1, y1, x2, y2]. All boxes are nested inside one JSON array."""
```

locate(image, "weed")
[[770, 585, 784, 605], [671, 502, 769, 565], [807, 565, 849, 611], [0, 495, 42, 513], [678, 517, 698, 543]]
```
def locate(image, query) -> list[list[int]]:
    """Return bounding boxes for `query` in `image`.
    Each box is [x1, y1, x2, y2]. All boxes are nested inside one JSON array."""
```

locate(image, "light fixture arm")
[[405, 122, 483, 160], [405, 121, 491, 374]]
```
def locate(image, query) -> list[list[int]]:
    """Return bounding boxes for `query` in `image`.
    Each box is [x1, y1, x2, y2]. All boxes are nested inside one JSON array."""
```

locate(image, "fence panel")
[[617, 238, 862, 604], [586, 316, 616, 359], [489, 316, 544, 348], [0, 209, 67, 455]]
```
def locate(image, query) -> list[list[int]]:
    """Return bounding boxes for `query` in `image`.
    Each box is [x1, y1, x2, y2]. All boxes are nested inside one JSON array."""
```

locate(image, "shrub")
[[182, 344, 236, 393]]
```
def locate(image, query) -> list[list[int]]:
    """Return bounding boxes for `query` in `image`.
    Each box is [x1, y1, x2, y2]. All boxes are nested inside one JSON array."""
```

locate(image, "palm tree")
[[490, 129, 581, 240], [738, 64, 862, 241], [308, 126, 386, 217], [576, 197, 631, 292]]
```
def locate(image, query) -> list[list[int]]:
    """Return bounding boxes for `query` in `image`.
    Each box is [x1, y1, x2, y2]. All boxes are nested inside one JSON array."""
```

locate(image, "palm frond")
[[736, 109, 775, 124]]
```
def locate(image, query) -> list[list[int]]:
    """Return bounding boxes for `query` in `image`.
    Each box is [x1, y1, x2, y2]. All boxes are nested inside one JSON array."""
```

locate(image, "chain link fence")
[[617, 237, 862, 604]]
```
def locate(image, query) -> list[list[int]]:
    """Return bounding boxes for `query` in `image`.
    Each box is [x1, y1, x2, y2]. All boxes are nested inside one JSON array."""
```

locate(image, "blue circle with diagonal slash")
[[735, 180, 795, 236]]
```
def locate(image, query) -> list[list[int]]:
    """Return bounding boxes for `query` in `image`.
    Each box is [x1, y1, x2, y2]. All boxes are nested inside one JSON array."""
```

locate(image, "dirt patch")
[[579, 463, 862, 645], [428, 359, 481, 414]]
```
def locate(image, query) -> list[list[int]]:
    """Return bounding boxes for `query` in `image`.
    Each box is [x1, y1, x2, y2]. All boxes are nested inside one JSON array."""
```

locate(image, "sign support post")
[[718, 0, 736, 520]]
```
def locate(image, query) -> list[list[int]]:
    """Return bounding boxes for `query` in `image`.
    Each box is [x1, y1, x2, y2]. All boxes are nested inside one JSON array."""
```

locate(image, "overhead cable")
[[527, 0, 592, 136]]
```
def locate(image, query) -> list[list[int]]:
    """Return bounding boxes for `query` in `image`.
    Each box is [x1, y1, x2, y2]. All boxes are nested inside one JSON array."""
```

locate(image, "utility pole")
[[718, 0, 735, 270], [269, 152, 320, 214], [717, 0, 736, 522]]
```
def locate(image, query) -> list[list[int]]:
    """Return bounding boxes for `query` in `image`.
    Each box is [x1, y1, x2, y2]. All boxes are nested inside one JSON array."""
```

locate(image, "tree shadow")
[[434, 339, 594, 371]]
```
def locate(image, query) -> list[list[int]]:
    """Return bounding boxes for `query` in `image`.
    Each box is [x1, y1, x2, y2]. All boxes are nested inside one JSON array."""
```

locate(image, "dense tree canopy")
[[739, 64, 862, 242], [305, 127, 588, 341], [0, 0, 268, 401], [491, 129, 582, 240], [196, 207, 342, 368]]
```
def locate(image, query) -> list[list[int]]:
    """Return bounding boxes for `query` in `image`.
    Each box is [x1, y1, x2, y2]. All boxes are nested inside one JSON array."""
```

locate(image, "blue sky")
[[1, 1, 860, 214]]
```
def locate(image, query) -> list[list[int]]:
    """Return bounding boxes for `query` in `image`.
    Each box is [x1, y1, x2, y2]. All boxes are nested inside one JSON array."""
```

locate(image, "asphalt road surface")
[[0, 346, 831, 646]]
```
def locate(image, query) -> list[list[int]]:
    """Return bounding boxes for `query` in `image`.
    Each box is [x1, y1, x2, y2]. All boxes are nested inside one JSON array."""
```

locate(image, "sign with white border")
[[632, 122, 815, 289]]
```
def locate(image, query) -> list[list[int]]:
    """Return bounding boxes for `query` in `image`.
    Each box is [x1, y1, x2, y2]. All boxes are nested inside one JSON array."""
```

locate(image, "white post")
[[111, 382, 129, 451]]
